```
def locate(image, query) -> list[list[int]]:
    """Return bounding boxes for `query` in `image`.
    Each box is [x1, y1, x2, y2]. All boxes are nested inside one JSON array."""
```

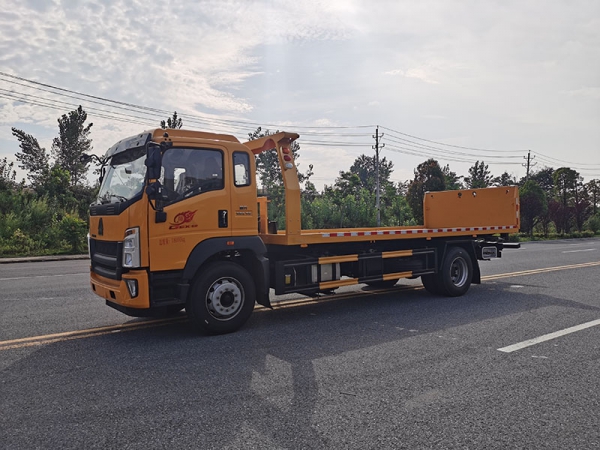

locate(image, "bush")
[[584, 214, 600, 234], [0, 228, 37, 256], [58, 213, 88, 253]]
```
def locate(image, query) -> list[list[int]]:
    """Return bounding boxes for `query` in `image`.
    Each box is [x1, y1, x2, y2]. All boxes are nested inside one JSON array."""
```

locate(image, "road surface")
[[1, 239, 599, 449]]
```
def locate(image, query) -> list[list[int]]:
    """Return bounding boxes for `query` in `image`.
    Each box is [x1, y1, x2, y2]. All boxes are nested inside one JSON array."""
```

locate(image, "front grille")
[[90, 204, 117, 216], [90, 238, 123, 280]]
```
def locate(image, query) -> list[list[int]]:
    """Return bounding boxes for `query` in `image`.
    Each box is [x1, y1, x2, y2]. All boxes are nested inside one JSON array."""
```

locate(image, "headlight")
[[123, 227, 140, 268]]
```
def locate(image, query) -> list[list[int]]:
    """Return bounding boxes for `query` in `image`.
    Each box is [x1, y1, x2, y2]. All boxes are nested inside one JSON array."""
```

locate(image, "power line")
[[381, 134, 524, 161], [0, 71, 375, 133], [380, 125, 527, 153], [2, 71, 599, 177]]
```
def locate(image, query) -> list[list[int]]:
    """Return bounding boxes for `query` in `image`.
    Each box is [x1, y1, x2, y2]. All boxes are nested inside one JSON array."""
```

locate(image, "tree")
[[464, 160, 493, 189], [347, 154, 394, 193], [0, 157, 17, 191], [586, 179, 600, 215], [51, 105, 93, 186], [493, 171, 517, 187], [407, 159, 446, 223], [527, 167, 555, 197], [519, 180, 547, 237], [442, 164, 463, 190], [573, 177, 591, 232], [552, 167, 579, 233], [161, 111, 183, 129], [11, 128, 50, 187]]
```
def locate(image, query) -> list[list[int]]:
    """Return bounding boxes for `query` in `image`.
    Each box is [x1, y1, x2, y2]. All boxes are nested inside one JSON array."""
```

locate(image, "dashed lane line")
[[498, 319, 600, 353]]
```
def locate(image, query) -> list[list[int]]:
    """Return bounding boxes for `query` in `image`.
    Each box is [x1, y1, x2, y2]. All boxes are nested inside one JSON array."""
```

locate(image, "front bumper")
[[90, 269, 150, 310]]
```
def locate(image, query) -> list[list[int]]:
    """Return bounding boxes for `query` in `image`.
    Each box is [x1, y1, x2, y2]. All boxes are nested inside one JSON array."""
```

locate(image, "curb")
[[0, 254, 90, 264]]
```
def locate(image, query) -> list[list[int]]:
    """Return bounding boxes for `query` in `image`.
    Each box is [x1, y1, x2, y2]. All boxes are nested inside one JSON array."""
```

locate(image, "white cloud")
[[385, 67, 440, 84], [1, 0, 599, 184], [560, 87, 600, 100]]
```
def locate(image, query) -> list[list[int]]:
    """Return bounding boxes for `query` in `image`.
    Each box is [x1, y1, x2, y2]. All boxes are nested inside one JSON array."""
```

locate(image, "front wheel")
[[186, 262, 256, 334], [439, 246, 473, 297]]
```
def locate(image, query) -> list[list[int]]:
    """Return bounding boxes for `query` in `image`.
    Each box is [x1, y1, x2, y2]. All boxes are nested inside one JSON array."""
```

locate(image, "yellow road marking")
[[0, 317, 185, 351], [481, 261, 600, 281], [2, 261, 599, 351]]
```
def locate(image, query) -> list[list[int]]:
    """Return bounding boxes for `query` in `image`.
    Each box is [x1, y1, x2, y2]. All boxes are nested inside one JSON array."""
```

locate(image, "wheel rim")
[[449, 257, 469, 287], [206, 277, 244, 320]]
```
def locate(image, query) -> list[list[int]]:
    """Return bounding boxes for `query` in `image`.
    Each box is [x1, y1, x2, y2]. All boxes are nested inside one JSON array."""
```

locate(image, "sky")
[[1, 0, 599, 189]]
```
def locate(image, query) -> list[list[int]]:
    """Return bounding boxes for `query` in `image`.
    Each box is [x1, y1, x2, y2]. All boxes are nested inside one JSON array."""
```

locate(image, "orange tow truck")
[[85, 129, 520, 334]]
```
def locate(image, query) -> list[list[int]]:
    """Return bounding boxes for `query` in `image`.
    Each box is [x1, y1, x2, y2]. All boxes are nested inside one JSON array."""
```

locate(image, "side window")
[[159, 147, 224, 205], [233, 152, 250, 187]]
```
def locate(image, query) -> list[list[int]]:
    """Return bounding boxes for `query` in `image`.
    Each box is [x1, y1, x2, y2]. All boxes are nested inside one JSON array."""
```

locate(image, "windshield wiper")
[[99, 194, 128, 204], [111, 194, 128, 202]]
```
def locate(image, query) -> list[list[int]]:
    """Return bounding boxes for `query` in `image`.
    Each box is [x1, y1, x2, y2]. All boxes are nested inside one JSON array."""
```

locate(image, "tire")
[[421, 274, 442, 295], [438, 246, 473, 297], [186, 262, 256, 334], [365, 279, 399, 289]]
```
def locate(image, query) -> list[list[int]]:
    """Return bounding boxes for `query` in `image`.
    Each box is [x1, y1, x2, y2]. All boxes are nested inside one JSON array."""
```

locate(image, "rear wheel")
[[438, 246, 473, 297], [186, 262, 256, 334], [421, 274, 442, 295]]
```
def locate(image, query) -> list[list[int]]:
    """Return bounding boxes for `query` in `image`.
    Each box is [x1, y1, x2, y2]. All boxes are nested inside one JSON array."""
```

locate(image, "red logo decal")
[[169, 210, 198, 229]]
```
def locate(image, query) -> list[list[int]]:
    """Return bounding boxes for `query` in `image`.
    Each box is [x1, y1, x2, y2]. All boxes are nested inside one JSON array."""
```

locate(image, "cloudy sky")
[[1, 0, 599, 188]]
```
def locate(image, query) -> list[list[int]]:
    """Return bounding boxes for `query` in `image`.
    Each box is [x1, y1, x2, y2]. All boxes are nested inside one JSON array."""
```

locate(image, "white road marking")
[[498, 319, 600, 353], [561, 249, 596, 254]]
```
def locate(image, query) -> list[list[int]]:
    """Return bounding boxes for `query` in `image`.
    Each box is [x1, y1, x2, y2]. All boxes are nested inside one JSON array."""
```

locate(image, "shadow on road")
[[1, 283, 598, 448]]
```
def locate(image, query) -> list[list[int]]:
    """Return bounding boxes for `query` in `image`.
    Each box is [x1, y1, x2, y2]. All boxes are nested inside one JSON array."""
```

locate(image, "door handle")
[[218, 210, 228, 228]]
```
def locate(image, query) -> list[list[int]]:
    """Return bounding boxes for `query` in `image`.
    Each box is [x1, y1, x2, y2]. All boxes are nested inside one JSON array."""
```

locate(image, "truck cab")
[[88, 129, 270, 327]]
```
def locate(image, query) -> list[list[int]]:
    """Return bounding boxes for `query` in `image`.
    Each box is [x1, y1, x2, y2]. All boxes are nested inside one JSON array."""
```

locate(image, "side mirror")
[[145, 143, 163, 180]]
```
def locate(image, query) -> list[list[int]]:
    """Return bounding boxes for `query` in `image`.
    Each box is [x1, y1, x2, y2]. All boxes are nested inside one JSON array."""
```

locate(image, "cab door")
[[229, 149, 258, 237], [148, 145, 230, 272]]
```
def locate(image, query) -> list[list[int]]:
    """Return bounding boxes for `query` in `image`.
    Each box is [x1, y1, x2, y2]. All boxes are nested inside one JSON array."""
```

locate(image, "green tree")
[[0, 157, 17, 191], [586, 179, 600, 215], [573, 176, 590, 232], [464, 160, 493, 189], [527, 167, 555, 196], [493, 171, 517, 187], [161, 111, 183, 129], [346, 154, 394, 193], [407, 159, 446, 223], [526, 167, 555, 234], [51, 105, 93, 186], [11, 128, 50, 187], [552, 167, 579, 233], [442, 164, 463, 190], [519, 180, 547, 237]]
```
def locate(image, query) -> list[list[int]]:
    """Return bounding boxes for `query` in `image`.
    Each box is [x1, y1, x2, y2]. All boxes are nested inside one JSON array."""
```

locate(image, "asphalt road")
[[1, 239, 599, 449]]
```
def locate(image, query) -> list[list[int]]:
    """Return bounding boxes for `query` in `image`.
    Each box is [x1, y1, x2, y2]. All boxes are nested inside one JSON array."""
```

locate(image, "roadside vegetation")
[[1, 108, 598, 257]]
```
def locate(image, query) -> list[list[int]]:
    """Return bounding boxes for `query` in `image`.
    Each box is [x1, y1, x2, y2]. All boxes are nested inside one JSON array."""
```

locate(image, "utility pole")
[[373, 126, 385, 226], [523, 150, 536, 181]]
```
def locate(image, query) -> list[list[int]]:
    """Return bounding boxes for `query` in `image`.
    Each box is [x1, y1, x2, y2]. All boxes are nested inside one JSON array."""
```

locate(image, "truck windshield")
[[96, 147, 147, 204]]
